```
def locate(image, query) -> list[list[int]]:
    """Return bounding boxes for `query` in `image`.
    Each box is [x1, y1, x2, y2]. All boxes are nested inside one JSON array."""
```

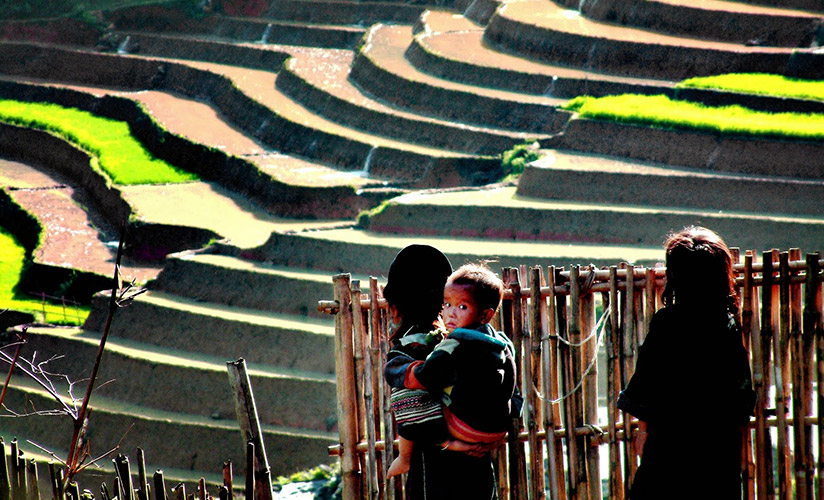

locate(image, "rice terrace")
[[0, 0, 823, 498]]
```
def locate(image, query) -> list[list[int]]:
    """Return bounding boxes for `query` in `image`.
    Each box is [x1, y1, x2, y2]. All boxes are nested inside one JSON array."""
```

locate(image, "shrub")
[[501, 141, 541, 179]]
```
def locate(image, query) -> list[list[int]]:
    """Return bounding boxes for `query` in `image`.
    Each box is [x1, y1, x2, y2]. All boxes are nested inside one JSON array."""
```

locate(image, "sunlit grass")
[[563, 94, 824, 141], [0, 100, 199, 185], [0, 229, 89, 326], [679, 73, 824, 102]]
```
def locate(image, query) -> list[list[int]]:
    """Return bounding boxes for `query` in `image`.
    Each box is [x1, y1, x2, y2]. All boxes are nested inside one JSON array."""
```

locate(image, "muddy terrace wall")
[[0, 61, 380, 218]]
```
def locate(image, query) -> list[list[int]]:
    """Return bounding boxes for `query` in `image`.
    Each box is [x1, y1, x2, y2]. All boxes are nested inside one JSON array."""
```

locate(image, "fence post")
[[505, 268, 527, 500], [226, 359, 273, 500], [526, 267, 546, 500], [332, 274, 360, 500], [541, 266, 564, 500], [605, 267, 623, 500], [775, 253, 792, 500], [804, 253, 823, 499]]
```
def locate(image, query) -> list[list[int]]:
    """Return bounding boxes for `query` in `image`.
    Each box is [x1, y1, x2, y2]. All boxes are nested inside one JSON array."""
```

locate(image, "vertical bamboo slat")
[[541, 266, 563, 500], [27, 459, 40, 500], [741, 254, 756, 500], [606, 267, 623, 500], [805, 254, 824, 500], [368, 278, 386, 500], [527, 267, 546, 500], [333, 274, 360, 500], [154, 470, 168, 500], [568, 266, 588, 500], [350, 281, 377, 500], [775, 253, 791, 500], [622, 265, 637, 491], [787, 249, 812, 500], [757, 251, 776, 500], [581, 289, 601, 500], [506, 269, 528, 500]]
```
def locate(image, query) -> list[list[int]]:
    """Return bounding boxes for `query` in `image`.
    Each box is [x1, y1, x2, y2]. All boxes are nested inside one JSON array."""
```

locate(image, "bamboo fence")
[[0, 437, 243, 500], [322, 248, 824, 500]]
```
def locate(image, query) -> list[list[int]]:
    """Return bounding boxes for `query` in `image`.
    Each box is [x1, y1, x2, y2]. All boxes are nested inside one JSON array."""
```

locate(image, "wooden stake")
[[505, 268, 527, 500], [27, 459, 40, 500], [332, 274, 360, 500], [226, 359, 272, 500], [136, 448, 150, 500], [756, 251, 776, 500], [775, 252, 791, 500], [622, 264, 638, 490], [526, 267, 546, 500], [153, 470, 168, 500], [541, 266, 563, 500], [741, 253, 756, 500], [351, 280, 377, 500], [606, 267, 624, 500], [222, 461, 232, 500]]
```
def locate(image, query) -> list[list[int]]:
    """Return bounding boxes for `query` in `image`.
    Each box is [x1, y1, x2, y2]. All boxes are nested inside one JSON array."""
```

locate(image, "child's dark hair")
[[662, 226, 738, 316], [447, 263, 504, 312]]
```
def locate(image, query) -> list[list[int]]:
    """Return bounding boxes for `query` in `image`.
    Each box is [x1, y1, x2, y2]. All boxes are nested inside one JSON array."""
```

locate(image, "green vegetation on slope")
[[563, 94, 824, 141], [679, 73, 824, 102], [501, 141, 541, 180], [0, 100, 199, 185], [0, 229, 89, 326]]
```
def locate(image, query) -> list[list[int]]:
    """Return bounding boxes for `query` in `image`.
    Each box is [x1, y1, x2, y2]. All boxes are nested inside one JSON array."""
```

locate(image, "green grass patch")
[[0, 229, 89, 326], [679, 73, 824, 102], [0, 100, 199, 185], [501, 141, 541, 180], [563, 94, 824, 141]]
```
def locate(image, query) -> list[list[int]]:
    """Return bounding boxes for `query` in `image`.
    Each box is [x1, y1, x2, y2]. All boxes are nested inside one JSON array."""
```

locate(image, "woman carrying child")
[[383, 246, 521, 500], [617, 226, 756, 499]]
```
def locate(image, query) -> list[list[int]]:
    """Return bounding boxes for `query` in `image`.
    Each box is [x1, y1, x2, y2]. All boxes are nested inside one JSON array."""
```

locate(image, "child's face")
[[443, 283, 484, 333]]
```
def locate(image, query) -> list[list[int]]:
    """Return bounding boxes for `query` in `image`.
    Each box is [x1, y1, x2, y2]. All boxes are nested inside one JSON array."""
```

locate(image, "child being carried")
[[386, 263, 522, 477]]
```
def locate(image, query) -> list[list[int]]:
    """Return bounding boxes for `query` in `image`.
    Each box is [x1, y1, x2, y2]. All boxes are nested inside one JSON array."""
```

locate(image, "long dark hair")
[[662, 226, 738, 316]]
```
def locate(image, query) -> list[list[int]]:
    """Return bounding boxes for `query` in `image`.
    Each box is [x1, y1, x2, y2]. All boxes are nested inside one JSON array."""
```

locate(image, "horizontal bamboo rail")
[[324, 248, 824, 500]]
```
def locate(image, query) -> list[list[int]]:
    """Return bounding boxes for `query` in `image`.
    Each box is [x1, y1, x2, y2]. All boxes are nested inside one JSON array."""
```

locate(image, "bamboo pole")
[[805, 253, 824, 500], [375, 278, 397, 500], [741, 253, 756, 500], [775, 252, 792, 500], [226, 359, 272, 500], [567, 266, 588, 500], [172, 482, 185, 500], [526, 267, 546, 500], [506, 268, 528, 500], [332, 274, 360, 500], [136, 448, 150, 500], [787, 249, 811, 500], [114, 454, 135, 500], [350, 281, 374, 500], [0, 439, 8, 500], [198, 478, 206, 500], [606, 267, 624, 500], [756, 251, 776, 500], [367, 277, 386, 500], [581, 287, 601, 500], [66, 482, 80, 500], [10, 441, 22, 500], [154, 470, 168, 500], [245, 441, 254, 500], [27, 459, 40, 500], [541, 266, 563, 500], [222, 461, 233, 500], [622, 264, 638, 491]]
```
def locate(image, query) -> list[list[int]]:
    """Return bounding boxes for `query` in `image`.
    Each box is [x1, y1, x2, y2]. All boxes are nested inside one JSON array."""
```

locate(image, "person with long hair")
[[618, 226, 756, 499]]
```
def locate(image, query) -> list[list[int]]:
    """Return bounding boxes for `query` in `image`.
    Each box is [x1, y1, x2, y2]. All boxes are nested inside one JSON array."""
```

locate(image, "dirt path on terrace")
[[0, 157, 162, 282]]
